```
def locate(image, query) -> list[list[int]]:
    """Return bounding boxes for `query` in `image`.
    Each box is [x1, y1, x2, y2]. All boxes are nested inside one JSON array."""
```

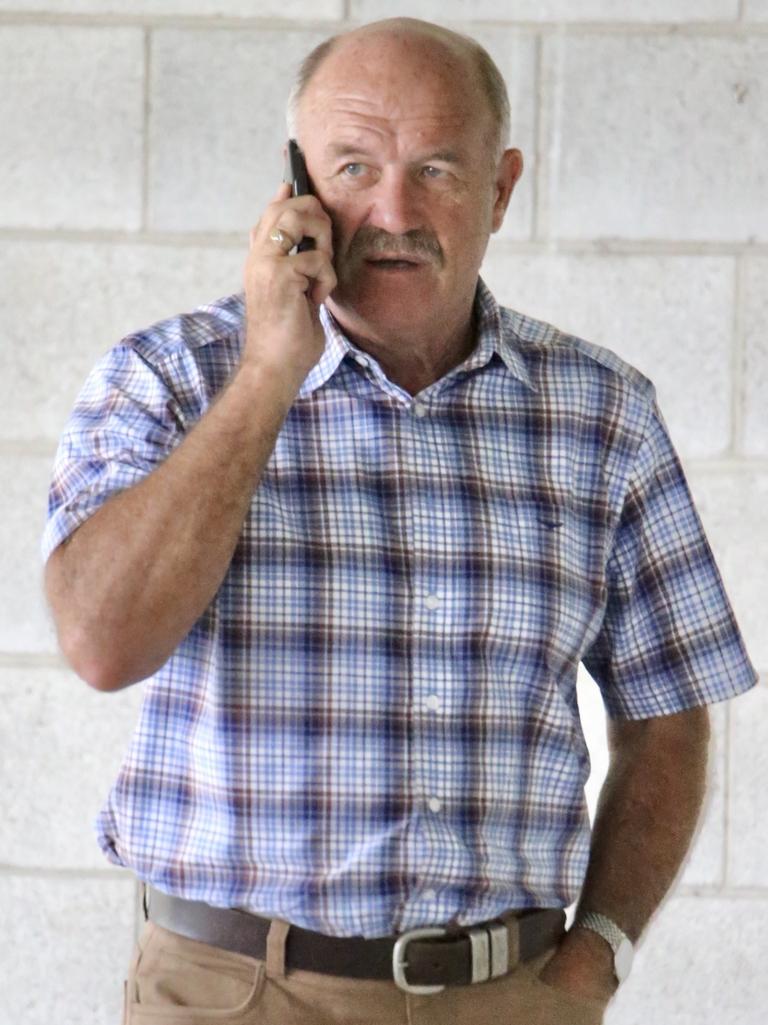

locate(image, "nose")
[[365, 167, 424, 236]]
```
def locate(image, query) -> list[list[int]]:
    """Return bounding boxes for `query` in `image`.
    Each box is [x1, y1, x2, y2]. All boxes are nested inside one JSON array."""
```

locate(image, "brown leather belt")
[[145, 886, 565, 994]]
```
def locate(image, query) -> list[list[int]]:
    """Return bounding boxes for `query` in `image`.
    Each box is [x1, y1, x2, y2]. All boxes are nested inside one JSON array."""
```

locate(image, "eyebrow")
[[326, 142, 463, 164], [327, 143, 369, 157], [422, 149, 462, 164]]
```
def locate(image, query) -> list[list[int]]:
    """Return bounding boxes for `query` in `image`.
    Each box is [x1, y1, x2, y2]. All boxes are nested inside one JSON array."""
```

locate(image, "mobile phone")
[[285, 139, 314, 252]]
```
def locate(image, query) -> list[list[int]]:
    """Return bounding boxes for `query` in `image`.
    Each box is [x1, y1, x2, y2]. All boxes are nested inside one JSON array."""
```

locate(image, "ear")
[[491, 148, 524, 234]]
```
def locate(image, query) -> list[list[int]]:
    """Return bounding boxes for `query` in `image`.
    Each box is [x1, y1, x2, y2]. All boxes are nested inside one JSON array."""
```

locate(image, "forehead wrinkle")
[[295, 25, 494, 141], [319, 101, 474, 147], [312, 89, 473, 125], [297, 42, 494, 164]]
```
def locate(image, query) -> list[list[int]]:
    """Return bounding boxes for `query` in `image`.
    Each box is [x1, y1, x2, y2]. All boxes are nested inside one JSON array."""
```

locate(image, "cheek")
[[322, 204, 356, 258], [439, 206, 493, 256]]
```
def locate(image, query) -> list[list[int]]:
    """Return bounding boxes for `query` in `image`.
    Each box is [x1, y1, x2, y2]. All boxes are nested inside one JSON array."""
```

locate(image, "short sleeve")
[[41, 345, 185, 562], [582, 403, 758, 719]]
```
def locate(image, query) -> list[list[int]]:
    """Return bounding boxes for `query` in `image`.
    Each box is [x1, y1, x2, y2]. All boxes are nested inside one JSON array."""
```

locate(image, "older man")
[[43, 17, 756, 1025]]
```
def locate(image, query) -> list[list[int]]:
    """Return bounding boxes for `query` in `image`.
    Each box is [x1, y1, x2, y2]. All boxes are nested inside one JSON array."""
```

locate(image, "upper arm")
[[41, 344, 184, 565], [583, 403, 757, 720], [607, 705, 710, 757]]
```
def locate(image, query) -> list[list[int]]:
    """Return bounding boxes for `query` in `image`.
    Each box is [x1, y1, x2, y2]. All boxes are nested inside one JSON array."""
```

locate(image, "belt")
[[144, 886, 566, 995]]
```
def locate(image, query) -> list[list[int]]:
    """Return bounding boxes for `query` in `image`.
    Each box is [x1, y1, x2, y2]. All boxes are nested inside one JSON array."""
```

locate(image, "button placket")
[[401, 398, 449, 923]]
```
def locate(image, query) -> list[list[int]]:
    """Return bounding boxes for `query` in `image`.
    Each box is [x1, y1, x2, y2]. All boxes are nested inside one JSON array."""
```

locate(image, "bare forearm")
[[541, 706, 710, 1002], [46, 363, 297, 690], [576, 706, 710, 940]]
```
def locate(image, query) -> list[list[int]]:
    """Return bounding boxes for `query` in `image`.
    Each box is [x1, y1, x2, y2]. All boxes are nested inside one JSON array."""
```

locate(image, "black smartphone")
[[285, 139, 314, 252]]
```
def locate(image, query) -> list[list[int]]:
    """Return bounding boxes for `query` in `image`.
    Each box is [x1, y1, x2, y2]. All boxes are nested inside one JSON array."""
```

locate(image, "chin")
[[333, 272, 441, 326], [334, 295, 429, 339]]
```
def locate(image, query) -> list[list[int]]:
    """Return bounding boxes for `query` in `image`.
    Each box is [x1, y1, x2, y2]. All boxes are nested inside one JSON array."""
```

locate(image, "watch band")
[[573, 910, 634, 983]]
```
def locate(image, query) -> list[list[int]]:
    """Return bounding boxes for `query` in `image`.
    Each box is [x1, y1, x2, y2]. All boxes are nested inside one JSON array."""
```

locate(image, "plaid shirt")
[[43, 279, 757, 937]]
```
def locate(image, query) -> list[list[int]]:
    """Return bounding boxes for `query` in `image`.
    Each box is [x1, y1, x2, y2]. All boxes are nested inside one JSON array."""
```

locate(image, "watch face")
[[615, 938, 634, 983]]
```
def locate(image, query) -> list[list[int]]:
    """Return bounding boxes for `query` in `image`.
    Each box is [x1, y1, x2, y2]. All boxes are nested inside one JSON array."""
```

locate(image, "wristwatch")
[[573, 910, 634, 984]]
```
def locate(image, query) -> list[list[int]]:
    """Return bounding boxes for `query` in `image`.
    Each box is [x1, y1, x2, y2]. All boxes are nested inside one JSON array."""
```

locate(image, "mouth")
[[365, 256, 425, 271]]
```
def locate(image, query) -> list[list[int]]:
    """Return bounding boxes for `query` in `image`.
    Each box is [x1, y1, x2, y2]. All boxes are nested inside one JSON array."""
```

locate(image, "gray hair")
[[286, 22, 511, 165]]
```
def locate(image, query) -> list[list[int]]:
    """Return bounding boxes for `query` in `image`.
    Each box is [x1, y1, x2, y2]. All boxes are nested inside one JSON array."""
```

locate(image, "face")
[[296, 31, 522, 343]]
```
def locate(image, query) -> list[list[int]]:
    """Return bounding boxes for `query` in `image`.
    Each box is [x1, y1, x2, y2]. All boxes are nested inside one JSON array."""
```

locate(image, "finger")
[[251, 183, 292, 243], [267, 226, 297, 254], [250, 192, 331, 252], [270, 192, 329, 221], [290, 250, 338, 305], [308, 267, 337, 306], [269, 209, 334, 257], [272, 181, 292, 202]]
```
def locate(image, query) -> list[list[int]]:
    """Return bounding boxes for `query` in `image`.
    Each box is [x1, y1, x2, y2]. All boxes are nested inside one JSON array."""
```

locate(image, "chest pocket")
[[479, 497, 606, 665]]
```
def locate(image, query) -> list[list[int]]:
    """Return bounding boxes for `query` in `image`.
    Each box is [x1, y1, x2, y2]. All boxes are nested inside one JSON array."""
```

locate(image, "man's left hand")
[[537, 928, 619, 1006]]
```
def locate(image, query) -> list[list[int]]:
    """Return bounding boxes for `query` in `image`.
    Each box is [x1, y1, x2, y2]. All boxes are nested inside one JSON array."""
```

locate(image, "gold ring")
[[268, 227, 295, 251]]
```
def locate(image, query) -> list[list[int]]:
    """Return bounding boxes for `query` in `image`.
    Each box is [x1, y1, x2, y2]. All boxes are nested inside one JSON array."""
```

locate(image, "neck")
[[326, 302, 478, 397]]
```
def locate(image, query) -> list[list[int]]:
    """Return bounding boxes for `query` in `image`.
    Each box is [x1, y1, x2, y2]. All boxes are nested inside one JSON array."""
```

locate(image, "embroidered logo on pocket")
[[537, 517, 563, 530]]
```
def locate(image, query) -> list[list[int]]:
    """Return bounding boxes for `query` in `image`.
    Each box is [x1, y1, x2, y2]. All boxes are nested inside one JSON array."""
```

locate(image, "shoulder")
[[87, 293, 246, 417], [497, 304, 660, 450], [118, 292, 246, 370], [500, 305, 655, 402]]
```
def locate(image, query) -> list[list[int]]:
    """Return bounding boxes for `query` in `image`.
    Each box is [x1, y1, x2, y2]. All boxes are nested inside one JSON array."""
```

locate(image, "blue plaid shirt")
[[43, 279, 757, 937]]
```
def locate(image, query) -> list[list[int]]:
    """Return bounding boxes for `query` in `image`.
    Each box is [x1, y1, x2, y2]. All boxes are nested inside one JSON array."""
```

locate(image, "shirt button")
[[354, 354, 368, 367], [424, 594, 440, 610], [426, 695, 440, 711], [428, 797, 442, 814], [412, 402, 428, 417], [423, 889, 437, 902]]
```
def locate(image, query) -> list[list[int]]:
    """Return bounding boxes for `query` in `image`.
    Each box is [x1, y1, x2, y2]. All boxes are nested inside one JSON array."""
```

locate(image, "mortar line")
[[529, 32, 543, 242], [0, 12, 357, 31], [543, 26, 566, 248], [675, 883, 768, 899], [717, 705, 730, 889], [0, 864, 135, 878], [0, 227, 245, 247], [0, 438, 57, 456], [539, 239, 768, 255], [141, 27, 151, 234], [0, 652, 67, 668], [682, 457, 768, 473], [731, 254, 747, 455], [722, 701, 733, 890], [0, 13, 766, 35]]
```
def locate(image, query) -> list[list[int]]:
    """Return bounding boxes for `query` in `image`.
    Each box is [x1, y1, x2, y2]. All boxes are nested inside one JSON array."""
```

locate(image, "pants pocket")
[[523, 968, 607, 1025], [125, 923, 266, 1023]]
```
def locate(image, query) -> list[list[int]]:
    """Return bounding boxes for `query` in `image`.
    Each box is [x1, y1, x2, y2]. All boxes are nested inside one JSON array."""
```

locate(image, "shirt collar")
[[297, 306, 358, 398], [297, 277, 535, 399], [462, 278, 535, 391]]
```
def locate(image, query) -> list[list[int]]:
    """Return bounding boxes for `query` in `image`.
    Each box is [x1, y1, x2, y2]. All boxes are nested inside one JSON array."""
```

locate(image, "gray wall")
[[0, 2, 766, 1023]]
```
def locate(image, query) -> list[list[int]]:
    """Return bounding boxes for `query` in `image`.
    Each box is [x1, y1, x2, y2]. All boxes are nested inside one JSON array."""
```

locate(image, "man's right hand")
[[242, 181, 337, 393]]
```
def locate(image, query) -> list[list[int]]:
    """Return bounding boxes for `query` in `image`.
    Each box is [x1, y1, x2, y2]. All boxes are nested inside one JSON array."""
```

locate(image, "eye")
[[421, 165, 445, 179], [342, 163, 366, 177]]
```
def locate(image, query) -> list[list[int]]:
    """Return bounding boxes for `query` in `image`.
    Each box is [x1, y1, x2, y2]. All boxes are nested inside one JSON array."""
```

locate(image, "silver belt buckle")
[[392, 921, 510, 994], [392, 927, 447, 994]]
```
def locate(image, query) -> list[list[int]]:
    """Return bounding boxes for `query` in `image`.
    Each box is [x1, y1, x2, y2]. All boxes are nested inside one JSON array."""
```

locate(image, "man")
[[43, 17, 756, 1025]]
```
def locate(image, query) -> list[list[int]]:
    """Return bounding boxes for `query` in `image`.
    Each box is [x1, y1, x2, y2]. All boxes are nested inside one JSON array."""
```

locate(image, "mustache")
[[344, 226, 443, 265]]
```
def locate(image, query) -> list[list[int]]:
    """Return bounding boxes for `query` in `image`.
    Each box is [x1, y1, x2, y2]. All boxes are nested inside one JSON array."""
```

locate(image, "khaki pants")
[[123, 920, 607, 1025]]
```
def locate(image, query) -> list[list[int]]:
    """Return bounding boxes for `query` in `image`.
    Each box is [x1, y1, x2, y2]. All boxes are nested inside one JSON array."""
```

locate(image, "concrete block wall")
[[0, 2, 765, 1022]]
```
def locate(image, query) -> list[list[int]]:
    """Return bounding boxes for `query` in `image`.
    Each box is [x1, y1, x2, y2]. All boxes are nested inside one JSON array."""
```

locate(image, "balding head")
[[287, 18, 510, 166], [279, 17, 524, 358]]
